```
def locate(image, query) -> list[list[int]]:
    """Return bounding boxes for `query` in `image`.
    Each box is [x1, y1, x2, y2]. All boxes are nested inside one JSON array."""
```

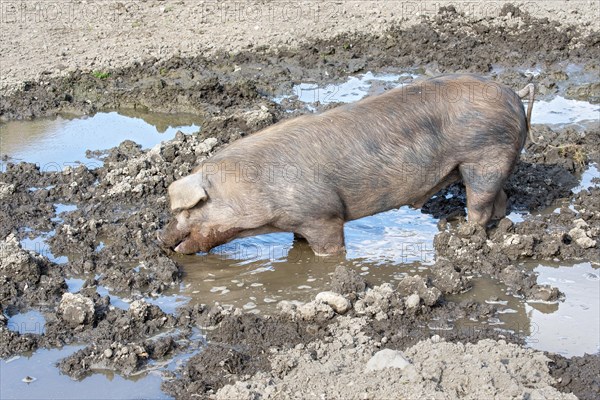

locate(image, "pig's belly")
[[342, 165, 459, 221]]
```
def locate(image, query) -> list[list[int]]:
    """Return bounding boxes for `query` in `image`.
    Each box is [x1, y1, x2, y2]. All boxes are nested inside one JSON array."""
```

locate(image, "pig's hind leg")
[[297, 218, 345, 256]]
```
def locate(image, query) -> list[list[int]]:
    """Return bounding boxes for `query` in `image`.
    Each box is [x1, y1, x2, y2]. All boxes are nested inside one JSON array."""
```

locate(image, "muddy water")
[[448, 262, 600, 357], [0, 345, 169, 400], [172, 206, 437, 312], [526, 262, 600, 356], [0, 111, 201, 168]]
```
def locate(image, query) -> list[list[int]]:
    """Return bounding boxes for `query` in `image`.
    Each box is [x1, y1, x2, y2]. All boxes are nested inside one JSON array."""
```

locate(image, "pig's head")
[[156, 173, 239, 254]]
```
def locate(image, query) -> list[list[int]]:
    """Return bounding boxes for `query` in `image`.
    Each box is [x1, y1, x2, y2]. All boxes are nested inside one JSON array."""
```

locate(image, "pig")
[[157, 74, 535, 256]]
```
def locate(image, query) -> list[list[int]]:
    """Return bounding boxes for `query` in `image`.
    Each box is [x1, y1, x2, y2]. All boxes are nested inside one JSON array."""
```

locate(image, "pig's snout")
[[156, 230, 166, 246], [156, 219, 189, 251], [156, 230, 176, 254]]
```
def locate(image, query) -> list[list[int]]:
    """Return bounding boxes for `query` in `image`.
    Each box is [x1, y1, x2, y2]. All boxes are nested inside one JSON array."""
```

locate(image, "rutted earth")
[[1, 4, 599, 400]]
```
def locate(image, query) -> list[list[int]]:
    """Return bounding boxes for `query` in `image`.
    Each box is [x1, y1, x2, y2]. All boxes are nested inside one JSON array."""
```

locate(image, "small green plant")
[[160, 68, 167, 76], [92, 71, 111, 79]]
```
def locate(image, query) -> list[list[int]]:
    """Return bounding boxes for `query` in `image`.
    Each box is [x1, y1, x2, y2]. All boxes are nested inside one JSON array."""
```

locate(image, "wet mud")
[[548, 353, 600, 400], [1, 5, 599, 400]]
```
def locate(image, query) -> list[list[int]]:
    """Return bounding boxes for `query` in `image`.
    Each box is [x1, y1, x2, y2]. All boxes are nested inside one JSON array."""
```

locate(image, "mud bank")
[[1, 4, 599, 400]]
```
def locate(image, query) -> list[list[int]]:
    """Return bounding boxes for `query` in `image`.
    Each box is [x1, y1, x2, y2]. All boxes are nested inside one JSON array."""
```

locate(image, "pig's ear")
[[168, 173, 207, 211]]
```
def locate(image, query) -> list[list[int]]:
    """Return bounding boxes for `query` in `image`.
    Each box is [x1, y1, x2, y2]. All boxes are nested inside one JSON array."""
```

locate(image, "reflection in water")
[[20, 231, 68, 265], [531, 96, 600, 126], [448, 275, 531, 339], [6, 311, 46, 335], [573, 162, 600, 194], [0, 111, 201, 168], [274, 71, 418, 108], [449, 261, 600, 357], [114, 109, 203, 135]]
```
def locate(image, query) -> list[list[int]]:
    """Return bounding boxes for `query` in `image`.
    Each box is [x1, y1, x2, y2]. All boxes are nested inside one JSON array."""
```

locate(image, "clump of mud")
[[162, 311, 328, 397], [548, 353, 600, 400], [59, 335, 178, 379], [432, 190, 599, 298], [0, 234, 67, 309]]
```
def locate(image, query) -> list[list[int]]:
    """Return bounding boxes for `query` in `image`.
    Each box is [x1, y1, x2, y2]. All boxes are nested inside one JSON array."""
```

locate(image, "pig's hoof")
[[312, 246, 347, 258]]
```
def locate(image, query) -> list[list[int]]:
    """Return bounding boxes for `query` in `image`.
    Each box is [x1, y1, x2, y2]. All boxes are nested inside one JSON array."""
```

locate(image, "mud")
[[1, 4, 599, 400], [213, 336, 577, 400], [548, 353, 600, 400], [162, 313, 329, 397]]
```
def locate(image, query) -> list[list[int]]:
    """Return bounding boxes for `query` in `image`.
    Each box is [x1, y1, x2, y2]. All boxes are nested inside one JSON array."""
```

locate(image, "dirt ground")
[[1, 0, 598, 96], [1, 1, 599, 400]]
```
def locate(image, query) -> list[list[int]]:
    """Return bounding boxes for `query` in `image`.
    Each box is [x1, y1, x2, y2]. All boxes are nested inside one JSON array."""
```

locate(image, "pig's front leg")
[[297, 218, 346, 256], [492, 189, 508, 220]]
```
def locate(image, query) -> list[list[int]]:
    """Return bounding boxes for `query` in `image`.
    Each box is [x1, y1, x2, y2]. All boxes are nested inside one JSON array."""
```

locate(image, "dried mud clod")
[[0, 235, 67, 310]]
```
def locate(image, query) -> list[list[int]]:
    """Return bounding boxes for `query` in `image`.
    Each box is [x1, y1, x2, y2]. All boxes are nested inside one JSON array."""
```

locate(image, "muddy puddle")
[[448, 261, 599, 357], [0, 345, 169, 400], [171, 206, 437, 311], [0, 111, 201, 168], [526, 262, 600, 356]]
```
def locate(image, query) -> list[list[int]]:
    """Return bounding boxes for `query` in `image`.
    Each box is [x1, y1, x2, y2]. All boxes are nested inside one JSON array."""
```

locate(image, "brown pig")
[[157, 74, 535, 256]]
